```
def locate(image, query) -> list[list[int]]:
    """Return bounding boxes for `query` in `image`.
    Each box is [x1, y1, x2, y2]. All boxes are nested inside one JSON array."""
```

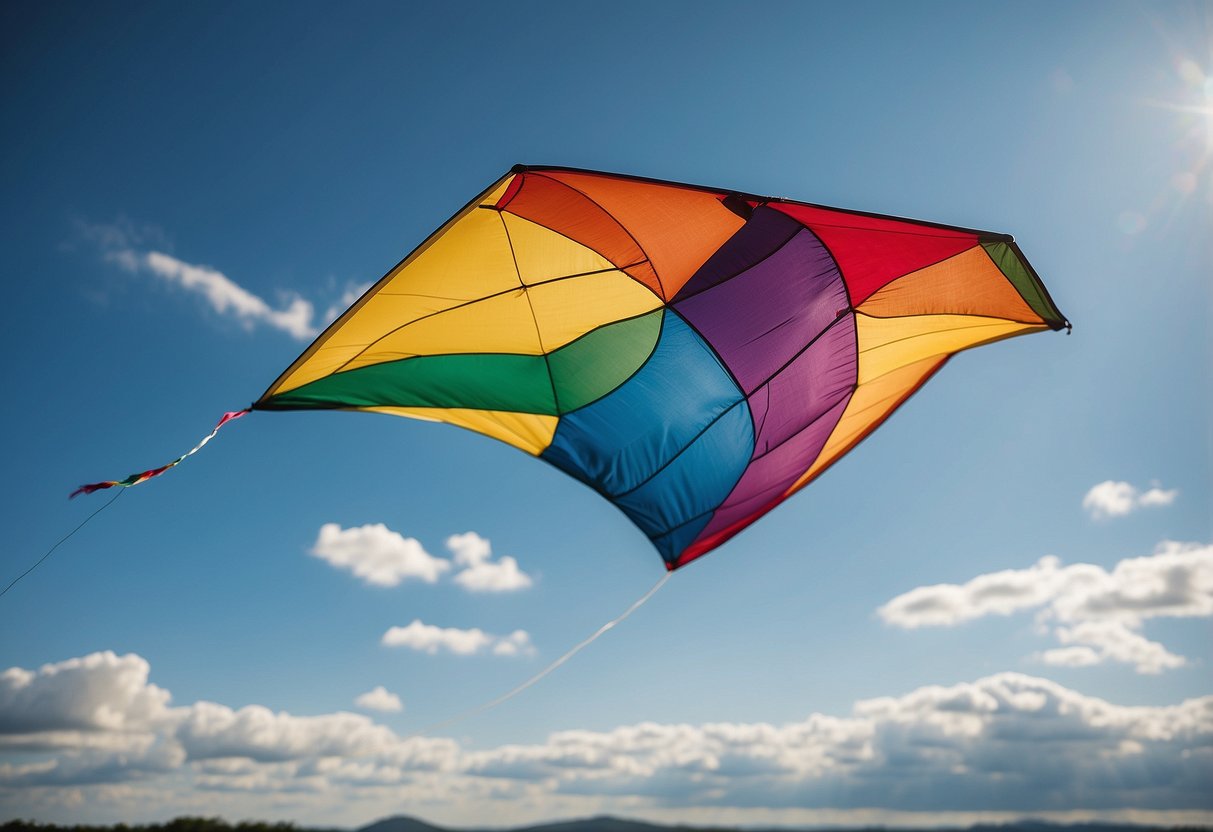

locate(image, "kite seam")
[[498, 180, 658, 296], [529, 172, 667, 300], [259, 172, 515, 401], [855, 318, 1037, 355], [263, 305, 672, 412], [795, 226, 860, 490], [787, 356, 952, 499], [670, 210, 804, 305], [522, 165, 1014, 241], [857, 309, 1048, 326], [499, 212, 563, 415], [748, 386, 857, 465], [663, 379, 855, 554], [611, 312, 853, 502], [322, 262, 654, 378]]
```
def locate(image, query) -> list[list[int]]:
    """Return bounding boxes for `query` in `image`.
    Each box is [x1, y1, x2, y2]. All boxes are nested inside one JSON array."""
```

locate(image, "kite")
[[75, 165, 1069, 571]]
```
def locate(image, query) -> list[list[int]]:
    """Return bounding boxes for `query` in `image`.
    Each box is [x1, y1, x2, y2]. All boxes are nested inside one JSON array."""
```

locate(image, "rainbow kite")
[[78, 166, 1068, 571]]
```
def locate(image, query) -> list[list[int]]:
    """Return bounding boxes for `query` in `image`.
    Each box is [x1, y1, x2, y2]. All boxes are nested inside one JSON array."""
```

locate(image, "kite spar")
[[73, 165, 1069, 574]]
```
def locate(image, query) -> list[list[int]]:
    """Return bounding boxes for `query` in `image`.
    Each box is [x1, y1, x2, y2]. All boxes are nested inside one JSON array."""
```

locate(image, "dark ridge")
[[358, 818, 455, 832], [508, 818, 672, 832], [1, 817, 1208, 832]]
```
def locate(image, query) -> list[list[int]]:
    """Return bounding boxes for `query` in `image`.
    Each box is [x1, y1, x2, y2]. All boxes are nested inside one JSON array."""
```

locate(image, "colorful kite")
[[77, 166, 1068, 571]]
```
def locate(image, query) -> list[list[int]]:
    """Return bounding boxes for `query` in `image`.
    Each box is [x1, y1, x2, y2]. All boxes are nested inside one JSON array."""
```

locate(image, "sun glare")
[[1175, 58, 1213, 153], [1138, 47, 1213, 226]]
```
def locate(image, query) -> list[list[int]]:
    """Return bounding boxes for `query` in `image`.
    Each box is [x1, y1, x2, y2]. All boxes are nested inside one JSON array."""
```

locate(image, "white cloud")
[[878, 541, 1213, 674], [113, 249, 319, 340], [309, 525, 532, 593], [876, 556, 1063, 628], [490, 631, 535, 657], [1036, 645, 1102, 667], [175, 702, 402, 763], [1062, 629, 1187, 675], [6, 652, 1211, 824], [381, 620, 534, 657], [1045, 620, 1186, 674], [354, 687, 403, 713], [311, 523, 451, 587], [447, 531, 492, 568], [73, 216, 168, 253], [447, 532, 533, 593], [79, 218, 364, 341], [0, 652, 173, 738], [1083, 480, 1178, 519]]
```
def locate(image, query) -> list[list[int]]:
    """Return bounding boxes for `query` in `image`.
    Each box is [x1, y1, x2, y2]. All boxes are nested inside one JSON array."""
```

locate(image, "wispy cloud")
[[323, 282, 372, 324], [877, 541, 1212, 674], [110, 248, 318, 340], [354, 687, 404, 714], [447, 532, 534, 593], [138, 251, 317, 339], [77, 218, 375, 341], [2, 651, 1210, 822], [380, 620, 534, 657], [310, 523, 451, 588], [1083, 480, 1178, 519]]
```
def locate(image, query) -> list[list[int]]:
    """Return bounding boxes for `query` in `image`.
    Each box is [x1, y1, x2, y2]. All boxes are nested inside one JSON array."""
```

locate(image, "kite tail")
[[70, 409, 250, 498], [408, 570, 672, 738]]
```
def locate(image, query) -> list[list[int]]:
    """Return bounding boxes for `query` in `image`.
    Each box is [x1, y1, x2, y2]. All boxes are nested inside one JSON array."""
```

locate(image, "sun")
[[1140, 51, 1213, 215], [1174, 57, 1213, 154]]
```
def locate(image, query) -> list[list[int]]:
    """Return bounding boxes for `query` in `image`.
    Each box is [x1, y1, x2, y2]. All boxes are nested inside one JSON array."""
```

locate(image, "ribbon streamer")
[[71, 409, 250, 498]]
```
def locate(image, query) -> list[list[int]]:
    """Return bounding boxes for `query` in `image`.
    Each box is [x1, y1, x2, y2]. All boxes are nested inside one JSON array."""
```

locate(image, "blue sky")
[[1, 0, 1210, 826]]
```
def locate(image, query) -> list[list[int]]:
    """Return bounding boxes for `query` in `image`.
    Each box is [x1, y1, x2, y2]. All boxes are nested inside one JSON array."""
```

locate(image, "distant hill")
[[2, 814, 1208, 832], [358, 817, 454, 832], [355, 817, 1211, 832], [355, 815, 673, 832], [512, 817, 674, 832], [359, 818, 454, 832]]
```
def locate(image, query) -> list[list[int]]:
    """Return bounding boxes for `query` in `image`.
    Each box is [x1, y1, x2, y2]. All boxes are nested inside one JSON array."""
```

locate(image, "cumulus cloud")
[[0, 652, 173, 738], [175, 703, 402, 763], [381, 620, 534, 657], [308, 526, 532, 593], [354, 687, 403, 713], [1083, 480, 1178, 519], [878, 541, 1213, 673], [4, 651, 1210, 822], [0, 652, 456, 793], [1044, 620, 1186, 674], [310, 523, 451, 587], [446, 532, 533, 592]]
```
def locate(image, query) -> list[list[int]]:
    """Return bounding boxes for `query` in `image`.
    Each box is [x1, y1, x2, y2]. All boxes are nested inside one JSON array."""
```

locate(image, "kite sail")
[[246, 165, 1068, 570]]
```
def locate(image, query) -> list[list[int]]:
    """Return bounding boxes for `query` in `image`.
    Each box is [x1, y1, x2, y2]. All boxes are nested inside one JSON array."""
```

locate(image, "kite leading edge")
[[76, 166, 1069, 572]]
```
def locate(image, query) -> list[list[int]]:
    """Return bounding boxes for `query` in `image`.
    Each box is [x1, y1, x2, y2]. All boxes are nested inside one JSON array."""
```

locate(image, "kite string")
[[0, 488, 124, 600], [408, 570, 673, 738]]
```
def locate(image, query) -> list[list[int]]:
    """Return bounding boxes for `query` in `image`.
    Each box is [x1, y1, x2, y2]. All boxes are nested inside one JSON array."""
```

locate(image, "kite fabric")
[[251, 165, 1068, 571]]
